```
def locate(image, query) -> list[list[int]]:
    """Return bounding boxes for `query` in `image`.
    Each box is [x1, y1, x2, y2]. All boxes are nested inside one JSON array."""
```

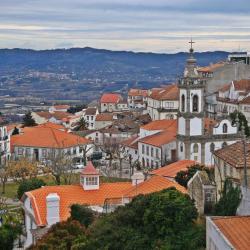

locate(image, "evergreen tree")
[[213, 179, 241, 216], [230, 110, 250, 137], [23, 112, 37, 127], [12, 127, 19, 135]]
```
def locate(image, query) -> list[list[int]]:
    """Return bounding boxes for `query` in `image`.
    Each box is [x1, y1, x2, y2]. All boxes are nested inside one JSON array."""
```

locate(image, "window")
[[25, 148, 31, 156], [135, 150, 137, 155], [42, 149, 47, 157], [86, 177, 98, 185], [18, 148, 23, 155], [73, 148, 77, 154], [181, 94, 185, 112], [156, 148, 159, 159], [222, 142, 227, 148], [151, 147, 154, 157], [146, 159, 149, 167], [142, 157, 145, 167], [222, 123, 228, 133], [86, 116, 89, 120], [210, 143, 215, 153], [180, 143, 184, 152], [146, 146, 149, 156], [155, 161, 159, 168], [193, 143, 198, 153], [151, 160, 154, 168], [91, 116, 93, 120], [142, 145, 145, 154], [193, 95, 199, 112]]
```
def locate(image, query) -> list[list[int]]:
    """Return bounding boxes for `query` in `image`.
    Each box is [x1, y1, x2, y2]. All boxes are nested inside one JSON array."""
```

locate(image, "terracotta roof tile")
[[26, 182, 132, 226], [149, 85, 179, 101], [121, 136, 139, 149], [25, 175, 186, 226], [95, 113, 114, 121], [11, 127, 90, 149], [141, 119, 177, 131], [214, 141, 250, 169], [139, 130, 176, 147], [240, 95, 250, 105], [123, 175, 187, 198], [100, 93, 122, 103], [53, 105, 70, 109], [36, 111, 72, 120], [81, 162, 99, 175], [36, 122, 66, 130], [128, 89, 148, 97], [151, 160, 197, 178], [85, 107, 97, 115], [212, 216, 250, 250]]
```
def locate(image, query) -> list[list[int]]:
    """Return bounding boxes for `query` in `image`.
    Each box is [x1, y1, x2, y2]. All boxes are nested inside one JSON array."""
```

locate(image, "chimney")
[[46, 193, 60, 226], [131, 172, 144, 186]]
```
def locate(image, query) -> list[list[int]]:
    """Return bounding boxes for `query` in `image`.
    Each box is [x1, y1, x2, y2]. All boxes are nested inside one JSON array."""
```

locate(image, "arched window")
[[181, 94, 185, 112], [193, 143, 198, 153], [222, 123, 228, 133], [210, 143, 215, 153], [193, 95, 199, 112], [222, 142, 227, 148]]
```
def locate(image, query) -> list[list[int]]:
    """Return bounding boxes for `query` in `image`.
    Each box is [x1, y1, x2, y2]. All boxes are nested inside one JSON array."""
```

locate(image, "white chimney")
[[46, 193, 60, 226], [131, 172, 144, 186]]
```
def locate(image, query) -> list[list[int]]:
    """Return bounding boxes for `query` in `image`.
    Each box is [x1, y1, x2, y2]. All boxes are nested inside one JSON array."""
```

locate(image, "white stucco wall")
[[190, 117, 202, 136], [213, 119, 237, 135]]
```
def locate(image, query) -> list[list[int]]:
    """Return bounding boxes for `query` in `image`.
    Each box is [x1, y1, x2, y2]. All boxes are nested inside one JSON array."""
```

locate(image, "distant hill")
[[0, 47, 229, 78]]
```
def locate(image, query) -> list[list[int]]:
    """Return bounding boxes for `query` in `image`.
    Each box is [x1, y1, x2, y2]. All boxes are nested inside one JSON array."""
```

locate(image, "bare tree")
[[45, 149, 74, 185], [0, 164, 8, 194]]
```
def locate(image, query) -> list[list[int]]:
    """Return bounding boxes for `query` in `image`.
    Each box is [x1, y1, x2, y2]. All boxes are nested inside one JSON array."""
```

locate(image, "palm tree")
[[74, 117, 88, 131]]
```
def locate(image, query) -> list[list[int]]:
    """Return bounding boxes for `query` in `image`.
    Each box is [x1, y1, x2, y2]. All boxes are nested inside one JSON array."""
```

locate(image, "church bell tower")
[[177, 40, 207, 162]]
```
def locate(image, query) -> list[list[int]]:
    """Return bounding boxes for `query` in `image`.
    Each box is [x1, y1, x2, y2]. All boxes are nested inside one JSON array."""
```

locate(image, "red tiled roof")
[[35, 111, 72, 121], [11, 127, 90, 149], [214, 141, 250, 169], [128, 89, 148, 97], [212, 216, 250, 250], [123, 175, 187, 198], [141, 119, 177, 132], [121, 136, 139, 149], [100, 93, 122, 103], [151, 160, 197, 178], [139, 130, 176, 147], [240, 95, 250, 105], [25, 182, 132, 226], [81, 162, 99, 175], [25, 174, 186, 226], [36, 122, 66, 130], [149, 85, 179, 101], [95, 113, 114, 121], [85, 107, 97, 115]]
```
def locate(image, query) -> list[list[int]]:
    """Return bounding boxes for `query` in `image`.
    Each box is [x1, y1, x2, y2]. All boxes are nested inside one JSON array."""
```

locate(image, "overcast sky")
[[0, 0, 250, 52]]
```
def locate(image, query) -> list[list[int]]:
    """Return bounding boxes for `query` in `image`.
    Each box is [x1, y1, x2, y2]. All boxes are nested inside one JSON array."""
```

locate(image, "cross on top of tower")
[[189, 38, 195, 53]]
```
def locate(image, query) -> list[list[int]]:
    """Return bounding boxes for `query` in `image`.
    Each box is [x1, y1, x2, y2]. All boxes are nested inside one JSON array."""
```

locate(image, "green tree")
[[87, 188, 205, 250], [0, 223, 22, 250], [70, 204, 95, 228], [73, 117, 88, 131], [213, 179, 241, 216], [230, 110, 250, 137], [12, 127, 19, 135], [175, 164, 213, 188], [23, 112, 37, 127], [28, 220, 88, 250], [17, 178, 46, 200]]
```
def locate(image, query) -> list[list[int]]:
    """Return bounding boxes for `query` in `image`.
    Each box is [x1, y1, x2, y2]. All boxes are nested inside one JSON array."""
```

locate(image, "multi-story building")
[[206, 216, 250, 250], [216, 79, 250, 124], [177, 42, 241, 166], [127, 89, 148, 109], [0, 123, 11, 164], [22, 162, 186, 248], [83, 107, 99, 130], [100, 93, 123, 113], [147, 85, 179, 120], [11, 123, 92, 163]]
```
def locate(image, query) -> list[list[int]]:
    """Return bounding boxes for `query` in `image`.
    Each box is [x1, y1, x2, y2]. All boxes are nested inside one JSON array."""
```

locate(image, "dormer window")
[[80, 161, 100, 190], [86, 177, 98, 186]]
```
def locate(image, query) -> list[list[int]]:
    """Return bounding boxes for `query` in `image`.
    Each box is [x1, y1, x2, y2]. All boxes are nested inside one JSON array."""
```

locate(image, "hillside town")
[[1, 43, 250, 250]]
